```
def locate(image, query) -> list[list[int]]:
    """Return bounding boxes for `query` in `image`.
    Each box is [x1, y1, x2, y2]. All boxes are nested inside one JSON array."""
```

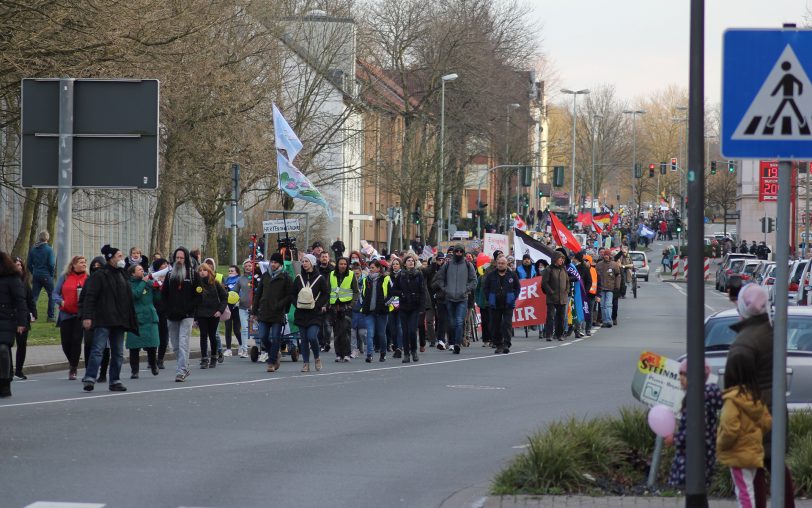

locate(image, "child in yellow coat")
[[717, 353, 772, 508]]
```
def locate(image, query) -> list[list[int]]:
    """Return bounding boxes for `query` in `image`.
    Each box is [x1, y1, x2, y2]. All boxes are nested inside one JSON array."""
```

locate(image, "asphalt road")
[[1, 254, 733, 508]]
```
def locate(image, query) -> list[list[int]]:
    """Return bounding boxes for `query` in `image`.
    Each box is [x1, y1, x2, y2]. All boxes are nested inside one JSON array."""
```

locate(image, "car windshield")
[[630, 253, 645, 262], [705, 315, 812, 351], [793, 262, 808, 284], [744, 264, 759, 274], [730, 260, 744, 272]]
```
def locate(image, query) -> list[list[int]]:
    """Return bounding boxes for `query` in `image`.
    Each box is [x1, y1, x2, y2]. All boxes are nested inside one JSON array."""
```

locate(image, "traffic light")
[[520, 166, 532, 187], [675, 218, 682, 233], [553, 166, 565, 187], [634, 163, 642, 178], [710, 161, 717, 175], [538, 187, 544, 198], [761, 217, 775, 233], [411, 211, 421, 224], [660, 162, 667, 175], [671, 157, 678, 171], [728, 160, 735, 173], [648, 163, 655, 178]]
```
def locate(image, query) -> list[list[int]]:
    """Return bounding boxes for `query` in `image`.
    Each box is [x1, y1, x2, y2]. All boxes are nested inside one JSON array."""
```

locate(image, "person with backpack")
[[434, 245, 477, 354], [392, 254, 425, 363], [329, 257, 358, 362], [253, 252, 292, 373], [360, 260, 392, 363], [291, 254, 329, 372]]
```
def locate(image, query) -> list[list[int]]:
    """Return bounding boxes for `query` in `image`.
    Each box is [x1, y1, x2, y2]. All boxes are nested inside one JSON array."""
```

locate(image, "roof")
[[356, 59, 421, 113]]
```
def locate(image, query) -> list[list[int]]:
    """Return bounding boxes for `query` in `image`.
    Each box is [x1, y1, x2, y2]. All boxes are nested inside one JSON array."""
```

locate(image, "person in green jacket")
[[126, 264, 160, 378]]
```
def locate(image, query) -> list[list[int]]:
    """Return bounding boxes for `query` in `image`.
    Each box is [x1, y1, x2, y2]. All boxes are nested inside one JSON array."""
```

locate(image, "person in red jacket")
[[53, 256, 88, 380]]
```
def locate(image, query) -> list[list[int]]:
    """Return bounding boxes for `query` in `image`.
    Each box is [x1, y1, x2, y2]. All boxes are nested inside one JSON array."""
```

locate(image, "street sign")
[[722, 29, 812, 158], [451, 230, 471, 239], [225, 205, 245, 228], [263, 218, 301, 234], [21, 78, 160, 188]]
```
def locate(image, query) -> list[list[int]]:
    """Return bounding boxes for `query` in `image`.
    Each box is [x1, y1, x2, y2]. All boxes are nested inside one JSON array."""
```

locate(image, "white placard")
[[263, 219, 301, 234]]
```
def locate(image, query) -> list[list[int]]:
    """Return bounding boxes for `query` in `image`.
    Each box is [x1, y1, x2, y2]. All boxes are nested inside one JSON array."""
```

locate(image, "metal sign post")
[[231, 163, 240, 266], [56, 79, 74, 271]]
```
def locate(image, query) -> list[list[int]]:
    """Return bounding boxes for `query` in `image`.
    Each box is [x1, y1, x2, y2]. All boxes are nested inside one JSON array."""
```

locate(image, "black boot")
[[402, 352, 411, 363], [200, 357, 209, 369], [209, 356, 217, 368], [0, 380, 10, 398], [412, 352, 419, 362]]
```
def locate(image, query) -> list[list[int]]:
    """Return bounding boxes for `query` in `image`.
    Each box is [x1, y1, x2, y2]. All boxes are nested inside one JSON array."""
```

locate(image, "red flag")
[[592, 219, 603, 234], [549, 212, 583, 252], [611, 212, 619, 226], [576, 212, 590, 225]]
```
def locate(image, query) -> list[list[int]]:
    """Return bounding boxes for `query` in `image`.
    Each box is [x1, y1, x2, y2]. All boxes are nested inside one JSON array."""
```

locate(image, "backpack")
[[296, 274, 322, 310]]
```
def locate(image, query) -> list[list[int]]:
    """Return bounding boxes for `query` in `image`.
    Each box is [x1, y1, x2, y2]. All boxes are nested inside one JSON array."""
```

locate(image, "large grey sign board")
[[21, 78, 159, 188]]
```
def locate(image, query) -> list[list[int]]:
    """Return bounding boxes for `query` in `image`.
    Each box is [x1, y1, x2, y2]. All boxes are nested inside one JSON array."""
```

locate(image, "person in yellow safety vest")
[[329, 257, 359, 362], [360, 260, 392, 363], [584, 254, 599, 328]]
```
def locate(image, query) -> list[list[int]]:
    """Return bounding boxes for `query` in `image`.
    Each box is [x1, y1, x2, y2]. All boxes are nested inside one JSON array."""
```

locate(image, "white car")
[[629, 251, 649, 281]]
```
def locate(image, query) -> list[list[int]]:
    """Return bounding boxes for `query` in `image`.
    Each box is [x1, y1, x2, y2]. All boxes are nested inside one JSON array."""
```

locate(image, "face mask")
[[351, 258, 359, 264], [116, 260, 126, 269]]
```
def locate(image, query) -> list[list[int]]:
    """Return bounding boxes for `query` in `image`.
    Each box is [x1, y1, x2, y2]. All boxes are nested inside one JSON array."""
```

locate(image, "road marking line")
[[535, 346, 557, 350], [0, 350, 534, 409], [669, 282, 687, 296], [446, 384, 506, 390], [25, 503, 106, 508], [511, 444, 530, 449]]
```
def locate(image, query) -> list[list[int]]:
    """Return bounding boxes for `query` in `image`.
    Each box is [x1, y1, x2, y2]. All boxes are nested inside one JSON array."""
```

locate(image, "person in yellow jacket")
[[717, 353, 772, 508]]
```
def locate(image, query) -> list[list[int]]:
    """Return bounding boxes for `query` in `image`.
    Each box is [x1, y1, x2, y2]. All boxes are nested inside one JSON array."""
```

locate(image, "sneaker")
[[259, 352, 268, 363], [436, 341, 446, 351], [315, 358, 322, 371], [350, 349, 359, 359], [150, 364, 160, 376], [503, 348, 510, 354], [14, 373, 27, 381], [130, 371, 139, 379], [393, 349, 402, 359], [266, 364, 276, 373], [412, 353, 418, 362], [83, 381, 94, 392], [379, 352, 386, 362], [217, 350, 224, 363], [157, 360, 165, 369], [342, 357, 350, 363], [494, 348, 502, 354], [613, 320, 618, 326], [335, 356, 342, 363], [200, 360, 209, 369], [239, 350, 249, 359], [223, 349, 233, 357], [453, 344, 461, 354], [182, 369, 191, 380], [402, 355, 411, 364], [585, 329, 592, 337], [109, 384, 127, 392], [175, 374, 185, 382], [301, 363, 310, 373], [210, 357, 217, 368], [323, 344, 331, 353], [365, 355, 372, 363]]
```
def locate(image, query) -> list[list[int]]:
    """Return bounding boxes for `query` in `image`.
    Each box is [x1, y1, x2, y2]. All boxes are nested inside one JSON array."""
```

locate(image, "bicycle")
[[631, 268, 638, 299]]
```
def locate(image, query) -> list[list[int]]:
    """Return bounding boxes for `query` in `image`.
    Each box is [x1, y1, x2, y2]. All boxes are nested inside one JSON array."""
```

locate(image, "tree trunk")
[[46, 190, 58, 243], [204, 218, 219, 266], [11, 188, 40, 258], [154, 189, 177, 258], [28, 189, 43, 249]]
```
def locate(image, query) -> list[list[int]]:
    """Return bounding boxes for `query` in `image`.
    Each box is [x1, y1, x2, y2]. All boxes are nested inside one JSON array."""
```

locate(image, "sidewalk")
[[19, 341, 206, 375]]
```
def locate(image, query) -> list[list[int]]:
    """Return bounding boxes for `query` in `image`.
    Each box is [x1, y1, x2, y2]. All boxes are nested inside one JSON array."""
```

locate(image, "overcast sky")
[[533, 0, 811, 106]]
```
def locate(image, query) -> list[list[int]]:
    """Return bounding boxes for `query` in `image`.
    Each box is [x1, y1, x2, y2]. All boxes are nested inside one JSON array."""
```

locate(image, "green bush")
[[789, 433, 812, 495], [609, 407, 654, 470]]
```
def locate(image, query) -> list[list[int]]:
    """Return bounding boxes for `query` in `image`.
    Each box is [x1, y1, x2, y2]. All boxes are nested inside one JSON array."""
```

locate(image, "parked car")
[[629, 251, 649, 281], [752, 261, 775, 285], [736, 259, 764, 284], [691, 307, 812, 411], [769, 260, 808, 305], [758, 263, 777, 287], [717, 258, 746, 293], [792, 259, 812, 306], [715, 253, 756, 291]]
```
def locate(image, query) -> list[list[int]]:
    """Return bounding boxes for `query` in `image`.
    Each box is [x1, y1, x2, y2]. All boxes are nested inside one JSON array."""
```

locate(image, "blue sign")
[[722, 29, 812, 159]]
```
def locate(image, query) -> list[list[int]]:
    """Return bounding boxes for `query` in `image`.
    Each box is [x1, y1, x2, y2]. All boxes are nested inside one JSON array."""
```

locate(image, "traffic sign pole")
[[56, 78, 74, 272]]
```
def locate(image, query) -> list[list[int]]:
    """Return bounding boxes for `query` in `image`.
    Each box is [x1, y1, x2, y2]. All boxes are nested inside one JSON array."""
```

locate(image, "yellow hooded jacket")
[[716, 386, 772, 469]]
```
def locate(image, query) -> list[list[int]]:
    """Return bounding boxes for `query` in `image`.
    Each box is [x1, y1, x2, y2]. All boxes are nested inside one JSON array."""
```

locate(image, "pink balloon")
[[647, 404, 676, 437]]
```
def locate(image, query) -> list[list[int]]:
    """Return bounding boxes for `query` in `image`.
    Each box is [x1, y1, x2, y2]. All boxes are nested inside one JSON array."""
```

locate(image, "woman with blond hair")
[[53, 255, 89, 380], [195, 263, 227, 369]]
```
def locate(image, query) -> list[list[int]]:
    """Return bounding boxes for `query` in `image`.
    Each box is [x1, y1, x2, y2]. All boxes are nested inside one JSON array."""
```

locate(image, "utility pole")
[[231, 163, 240, 266]]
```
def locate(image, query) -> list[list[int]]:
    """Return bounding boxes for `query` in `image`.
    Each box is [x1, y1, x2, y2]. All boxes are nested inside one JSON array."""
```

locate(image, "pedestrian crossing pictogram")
[[732, 44, 812, 139]]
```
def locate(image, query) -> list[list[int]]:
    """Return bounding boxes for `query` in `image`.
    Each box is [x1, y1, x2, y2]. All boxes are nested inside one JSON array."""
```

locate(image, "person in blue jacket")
[[26, 231, 56, 321], [516, 254, 536, 279], [482, 256, 521, 354]]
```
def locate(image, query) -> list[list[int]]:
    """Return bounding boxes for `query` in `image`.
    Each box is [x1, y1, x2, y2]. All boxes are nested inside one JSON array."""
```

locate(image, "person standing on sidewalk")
[[81, 245, 138, 392], [483, 256, 520, 354], [595, 250, 620, 329], [26, 231, 56, 322], [126, 263, 161, 378], [252, 252, 292, 373], [162, 247, 199, 382], [56, 257, 89, 367], [434, 245, 477, 354], [291, 254, 329, 372], [0, 252, 27, 398], [12, 257, 36, 380]]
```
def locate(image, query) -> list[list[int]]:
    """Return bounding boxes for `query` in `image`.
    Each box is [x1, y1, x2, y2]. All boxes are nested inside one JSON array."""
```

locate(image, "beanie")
[[101, 244, 120, 261], [737, 283, 768, 319], [303, 253, 317, 267], [270, 252, 284, 264]]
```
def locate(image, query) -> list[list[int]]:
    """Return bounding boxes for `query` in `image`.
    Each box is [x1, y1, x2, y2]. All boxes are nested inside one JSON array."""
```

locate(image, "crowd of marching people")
[[0, 225, 640, 398]]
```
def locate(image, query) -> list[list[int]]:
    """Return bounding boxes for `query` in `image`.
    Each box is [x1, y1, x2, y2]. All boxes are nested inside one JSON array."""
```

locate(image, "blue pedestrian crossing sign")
[[722, 29, 812, 158]]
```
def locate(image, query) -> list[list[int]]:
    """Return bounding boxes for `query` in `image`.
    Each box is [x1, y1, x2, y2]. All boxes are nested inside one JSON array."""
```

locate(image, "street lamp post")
[[505, 103, 520, 231], [437, 72, 458, 244], [591, 113, 603, 224], [561, 88, 590, 216], [675, 105, 688, 244], [623, 109, 646, 234]]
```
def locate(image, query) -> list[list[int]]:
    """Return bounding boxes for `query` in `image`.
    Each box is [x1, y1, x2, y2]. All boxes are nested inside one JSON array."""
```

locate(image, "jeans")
[[168, 318, 193, 375], [32, 274, 55, 319], [239, 308, 250, 350], [351, 311, 366, 352], [83, 326, 125, 386], [364, 313, 388, 357], [600, 291, 614, 324], [257, 321, 283, 364], [399, 309, 419, 354], [300, 324, 320, 364], [445, 300, 467, 347], [489, 307, 514, 348]]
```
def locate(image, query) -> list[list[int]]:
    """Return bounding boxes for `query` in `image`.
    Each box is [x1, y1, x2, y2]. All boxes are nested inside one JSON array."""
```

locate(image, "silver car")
[[699, 307, 812, 411], [629, 251, 649, 281]]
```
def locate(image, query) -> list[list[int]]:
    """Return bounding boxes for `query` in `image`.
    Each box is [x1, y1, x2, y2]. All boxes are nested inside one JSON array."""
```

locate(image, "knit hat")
[[435, 252, 445, 259], [101, 244, 120, 261], [737, 283, 768, 319], [303, 253, 317, 267], [270, 252, 284, 264], [152, 258, 168, 272], [522, 254, 532, 261], [493, 250, 503, 259]]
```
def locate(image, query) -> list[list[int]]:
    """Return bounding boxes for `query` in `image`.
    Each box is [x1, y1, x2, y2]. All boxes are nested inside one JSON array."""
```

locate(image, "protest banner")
[[511, 276, 546, 327], [483, 233, 509, 257]]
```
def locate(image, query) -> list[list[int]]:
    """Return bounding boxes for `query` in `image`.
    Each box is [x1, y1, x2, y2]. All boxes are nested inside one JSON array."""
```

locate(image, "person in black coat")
[[291, 254, 329, 372], [11, 257, 36, 380], [0, 252, 27, 398], [80, 245, 138, 392], [573, 251, 593, 337], [253, 252, 292, 372], [162, 247, 200, 381], [482, 256, 521, 353], [195, 262, 227, 369], [392, 254, 425, 363]]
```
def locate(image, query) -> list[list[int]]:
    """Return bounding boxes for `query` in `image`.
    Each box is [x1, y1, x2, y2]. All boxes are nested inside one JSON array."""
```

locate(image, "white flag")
[[273, 103, 303, 162]]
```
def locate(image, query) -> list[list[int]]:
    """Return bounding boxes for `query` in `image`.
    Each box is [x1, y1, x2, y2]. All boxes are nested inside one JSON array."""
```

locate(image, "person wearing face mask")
[[80, 244, 138, 392], [483, 256, 521, 354], [434, 245, 477, 354]]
